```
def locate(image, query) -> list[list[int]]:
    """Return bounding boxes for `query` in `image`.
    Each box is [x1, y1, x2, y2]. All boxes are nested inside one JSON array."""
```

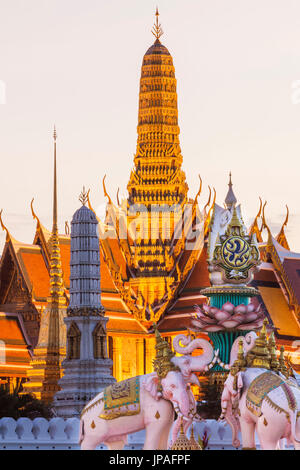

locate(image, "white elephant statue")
[[171, 334, 215, 384], [79, 327, 204, 450], [220, 367, 300, 450], [79, 370, 194, 450], [168, 333, 216, 444]]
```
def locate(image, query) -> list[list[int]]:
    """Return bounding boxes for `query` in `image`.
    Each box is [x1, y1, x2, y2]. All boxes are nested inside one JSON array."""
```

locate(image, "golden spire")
[[127, 9, 188, 207], [152, 324, 178, 380], [171, 420, 192, 450], [49, 126, 65, 305], [276, 205, 290, 250], [225, 171, 237, 210], [268, 332, 279, 371], [151, 7, 163, 40], [189, 425, 201, 450], [246, 319, 271, 369], [279, 345, 289, 378]]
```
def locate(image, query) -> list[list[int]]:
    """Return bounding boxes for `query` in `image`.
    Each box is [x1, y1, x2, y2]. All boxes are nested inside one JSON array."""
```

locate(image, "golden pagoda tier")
[[98, 11, 204, 328]]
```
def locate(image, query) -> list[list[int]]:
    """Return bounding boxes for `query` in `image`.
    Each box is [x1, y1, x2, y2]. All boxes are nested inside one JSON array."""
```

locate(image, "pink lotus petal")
[[220, 319, 239, 329], [244, 313, 258, 323], [205, 325, 225, 332], [191, 319, 207, 329], [201, 304, 211, 313], [234, 304, 247, 315], [222, 302, 235, 313], [201, 316, 217, 325], [237, 323, 260, 330], [195, 310, 208, 320], [230, 313, 244, 324], [246, 304, 255, 313], [215, 311, 231, 322]]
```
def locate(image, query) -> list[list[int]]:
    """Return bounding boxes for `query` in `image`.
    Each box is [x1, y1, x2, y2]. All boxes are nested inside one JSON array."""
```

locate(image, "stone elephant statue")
[[79, 369, 196, 450], [171, 334, 215, 384], [167, 333, 215, 444], [220, 367, 300, 450]]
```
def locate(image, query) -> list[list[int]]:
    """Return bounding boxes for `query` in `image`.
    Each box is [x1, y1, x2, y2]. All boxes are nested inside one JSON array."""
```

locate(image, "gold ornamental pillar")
[[136, 338, 144, 376], [113, 337, 122, 382], [145, 337, 156, 374]]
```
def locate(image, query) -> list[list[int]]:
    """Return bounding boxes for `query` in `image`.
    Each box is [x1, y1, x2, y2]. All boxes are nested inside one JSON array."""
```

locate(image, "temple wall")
[[0, 417, 278, 450], [111, 336, 157, 382]]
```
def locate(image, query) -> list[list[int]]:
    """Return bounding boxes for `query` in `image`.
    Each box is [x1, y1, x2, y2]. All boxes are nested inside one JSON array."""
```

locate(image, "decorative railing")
[[0, 417, 238, 450], [0, 417, 292, 450]]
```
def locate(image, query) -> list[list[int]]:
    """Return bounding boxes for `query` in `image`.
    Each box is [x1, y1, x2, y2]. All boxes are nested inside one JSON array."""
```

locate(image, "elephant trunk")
[[173, 335, 212, 356], [219, 400, 240, 448]]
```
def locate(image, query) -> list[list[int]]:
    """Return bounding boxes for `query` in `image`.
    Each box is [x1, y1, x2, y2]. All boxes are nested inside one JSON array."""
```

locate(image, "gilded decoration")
[[99, 377, 140, 420], [95, 11, 209, 325], [246, 371, 284, 416], [212, 207, 260, 283]]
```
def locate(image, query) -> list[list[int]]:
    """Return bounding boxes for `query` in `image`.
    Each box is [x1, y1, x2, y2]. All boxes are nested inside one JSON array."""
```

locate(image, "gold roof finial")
[[79, 186, 89, 206], [261, 200, 272, 244], [65, 221, 70, 235], [53, 125, 57, 141], [276, 205, 290, 250], [193, 175, 202, 207], [102, 175, 113, 206], [151, 7, 163, 40], [249, 197, 263, 242], [0, 210, 11, 242], [30, 198, 42, 228]]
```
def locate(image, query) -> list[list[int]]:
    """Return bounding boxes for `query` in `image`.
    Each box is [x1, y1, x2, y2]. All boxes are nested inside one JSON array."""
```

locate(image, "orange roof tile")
[[258, 286, 300, 337], [0, 313, 32, 377], [106, 318, 145, 333], [181, 246, 210, 291], [59, 239, 71, 289], [19, 250, 50, 300]]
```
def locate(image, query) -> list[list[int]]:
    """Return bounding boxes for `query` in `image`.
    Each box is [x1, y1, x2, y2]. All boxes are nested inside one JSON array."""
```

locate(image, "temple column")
[[113, 337, 122, 382], [136, 337, 144, 376], [145, 337, 156, 374]]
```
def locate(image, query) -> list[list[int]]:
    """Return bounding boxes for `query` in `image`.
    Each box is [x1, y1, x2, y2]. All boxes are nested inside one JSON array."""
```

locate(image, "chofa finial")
[[152, 7, 163, 40], [79, 186, 89, 206]]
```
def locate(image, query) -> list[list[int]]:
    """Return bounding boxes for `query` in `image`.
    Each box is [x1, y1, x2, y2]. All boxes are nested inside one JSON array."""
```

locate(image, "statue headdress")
[[152, 324, 179, 383], [246, 319, 271, 369]]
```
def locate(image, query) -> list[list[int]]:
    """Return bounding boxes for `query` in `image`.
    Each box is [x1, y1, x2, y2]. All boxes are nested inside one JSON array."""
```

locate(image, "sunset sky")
[[1, 0, 300, 251]]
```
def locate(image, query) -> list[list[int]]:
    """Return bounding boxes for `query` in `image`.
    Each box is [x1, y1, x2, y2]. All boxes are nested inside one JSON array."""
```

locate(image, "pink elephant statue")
[[79, 370, 194, 450], [220, 368, 300, 450], [171, 334, 215, 384]]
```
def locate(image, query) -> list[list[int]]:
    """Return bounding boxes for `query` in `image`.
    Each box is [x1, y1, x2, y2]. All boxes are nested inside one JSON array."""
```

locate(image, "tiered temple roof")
[[0, 11, 300, 385]]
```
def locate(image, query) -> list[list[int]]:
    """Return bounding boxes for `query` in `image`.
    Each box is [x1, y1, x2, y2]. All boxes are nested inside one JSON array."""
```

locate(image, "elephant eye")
[[171, 384, 175, 389]]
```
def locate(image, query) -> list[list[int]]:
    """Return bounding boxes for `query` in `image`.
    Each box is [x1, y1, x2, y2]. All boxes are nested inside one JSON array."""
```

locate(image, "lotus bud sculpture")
[[191, 301, 265, 333]]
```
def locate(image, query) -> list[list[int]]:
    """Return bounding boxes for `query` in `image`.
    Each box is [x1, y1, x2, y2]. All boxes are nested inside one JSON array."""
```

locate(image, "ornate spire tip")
[[79, 186, 89, 206], [152, 7, 163, 40]]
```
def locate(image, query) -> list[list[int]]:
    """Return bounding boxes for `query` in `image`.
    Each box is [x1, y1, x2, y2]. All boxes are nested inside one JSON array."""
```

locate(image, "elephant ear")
[[144, 373, 161, 400], [237, 372, 243, 390]]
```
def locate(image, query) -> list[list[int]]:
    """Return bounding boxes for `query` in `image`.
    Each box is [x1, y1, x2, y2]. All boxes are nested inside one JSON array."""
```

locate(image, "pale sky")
[[1, 0, 300, 252]]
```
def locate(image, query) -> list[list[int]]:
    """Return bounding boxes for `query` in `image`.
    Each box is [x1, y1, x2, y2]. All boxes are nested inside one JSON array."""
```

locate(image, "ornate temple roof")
[[144, 38, 171, 56], [68, 189, 103, 313], [0, 312, 32, 378]]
